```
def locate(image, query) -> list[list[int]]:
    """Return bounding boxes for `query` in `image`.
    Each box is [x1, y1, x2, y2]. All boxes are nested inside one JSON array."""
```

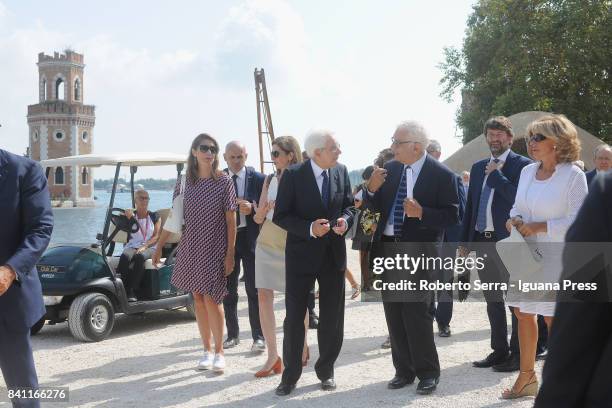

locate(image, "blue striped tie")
[[393, 166, 409, 237], [321, 170, 330, 208], [476, 159, 499, 232]]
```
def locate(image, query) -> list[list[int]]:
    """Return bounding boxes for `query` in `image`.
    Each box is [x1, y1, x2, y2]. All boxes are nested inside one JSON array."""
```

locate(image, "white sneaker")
[[212, 354, 226, 373], [197, 351, 214, 370]]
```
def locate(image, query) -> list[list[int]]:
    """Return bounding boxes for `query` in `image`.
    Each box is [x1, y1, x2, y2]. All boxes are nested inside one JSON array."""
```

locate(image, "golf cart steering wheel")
[[110, 208, 140, 234]]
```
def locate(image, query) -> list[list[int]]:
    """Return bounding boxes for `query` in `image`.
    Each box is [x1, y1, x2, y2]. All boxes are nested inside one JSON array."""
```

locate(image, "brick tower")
[[27, 50, 96, 206]]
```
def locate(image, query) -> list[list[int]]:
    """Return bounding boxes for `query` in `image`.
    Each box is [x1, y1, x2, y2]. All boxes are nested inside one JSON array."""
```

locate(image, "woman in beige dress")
[[253, 136, 310, 377]]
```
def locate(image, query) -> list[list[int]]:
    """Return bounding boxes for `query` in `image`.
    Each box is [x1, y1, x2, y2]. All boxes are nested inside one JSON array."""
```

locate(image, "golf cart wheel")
[[186, 293, 196, 319], [68, 293, 115, 342], [30, 317, 45, 336]]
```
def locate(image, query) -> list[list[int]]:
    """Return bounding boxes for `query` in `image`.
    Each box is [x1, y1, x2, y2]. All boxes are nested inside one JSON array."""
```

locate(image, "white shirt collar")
[[310, 159, 327, 178], [405, 151, 427, 174], [491, 148, 511, 163], [229, 166, 246, 179]]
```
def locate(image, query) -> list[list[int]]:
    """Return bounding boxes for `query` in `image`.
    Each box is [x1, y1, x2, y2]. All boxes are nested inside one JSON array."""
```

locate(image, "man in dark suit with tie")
[[222, 141, 266, 351], [0, 148, 53, 408], [273, 129, 355, 396], [585, 143, 611, 185], [367, 121, 460, 395], [459, 116, 542, 372], [426, 139, 466, 338], [535, 171, 612, 407]]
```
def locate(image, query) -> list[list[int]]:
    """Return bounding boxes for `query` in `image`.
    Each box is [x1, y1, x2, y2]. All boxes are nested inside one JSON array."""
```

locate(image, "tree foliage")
[[440, 0, 611, 144]]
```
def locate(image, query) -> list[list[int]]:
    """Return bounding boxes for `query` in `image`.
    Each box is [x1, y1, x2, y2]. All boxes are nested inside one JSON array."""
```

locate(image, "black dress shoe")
[[438, 325, 451, 337], [416, 377, 439, 395], [388, 375, 414, 389], [492, 354, 520, 372], [472, 352, 508, 368], [309, 314, 319, 329], [536, 349, 548, 361], [321, 378, 336, 391], [381, 336, 392, 349], [275, 383, 295, 396], [223, 337, 240, 349]]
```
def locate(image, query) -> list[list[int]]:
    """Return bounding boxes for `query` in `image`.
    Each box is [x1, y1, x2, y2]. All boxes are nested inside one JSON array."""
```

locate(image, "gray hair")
[[593, 143, 612, 157], [304, 129, 334, 158], [135, 188, 149, 197], [225, 140, 246, 153], [427, 139, 442, 153], [395, 121, 429, 146]]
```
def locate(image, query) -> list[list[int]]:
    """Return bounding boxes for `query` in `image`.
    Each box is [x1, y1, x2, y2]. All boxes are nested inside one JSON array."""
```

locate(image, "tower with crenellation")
[[27, 49, 96, 206]]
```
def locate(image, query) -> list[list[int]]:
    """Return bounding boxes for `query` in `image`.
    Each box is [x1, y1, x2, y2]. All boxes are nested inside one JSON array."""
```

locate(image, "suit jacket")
[[460, 150, 531, 243], [444, 175, 466, 243], [369, 156, 460, 243], [535, 172, 612, 407], [273, 160, 355, 275], [0, 149, 53, 331], [224, 166, 265, 250], [585, 169, 597, 185]]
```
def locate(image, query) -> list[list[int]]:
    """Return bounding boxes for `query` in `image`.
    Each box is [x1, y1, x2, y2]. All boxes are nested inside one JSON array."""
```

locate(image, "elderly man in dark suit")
[[535, 172, 612, 407], [585, 143, 611, 185], [273, 129, 355, 396], [222, 141, 266, 351], [366, 121, 460, 395], [0, 149, 53, 408]]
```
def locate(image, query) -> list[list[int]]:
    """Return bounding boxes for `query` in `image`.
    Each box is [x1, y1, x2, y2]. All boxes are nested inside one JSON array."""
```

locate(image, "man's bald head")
[[224, 141, 248, 173]]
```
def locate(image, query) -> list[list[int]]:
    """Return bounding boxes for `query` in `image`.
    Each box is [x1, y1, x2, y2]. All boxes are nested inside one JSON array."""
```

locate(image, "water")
[[50, 190, 173, 245]]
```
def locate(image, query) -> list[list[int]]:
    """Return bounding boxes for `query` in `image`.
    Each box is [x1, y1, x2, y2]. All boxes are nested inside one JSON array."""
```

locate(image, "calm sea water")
[[50, 190, 173, 245]]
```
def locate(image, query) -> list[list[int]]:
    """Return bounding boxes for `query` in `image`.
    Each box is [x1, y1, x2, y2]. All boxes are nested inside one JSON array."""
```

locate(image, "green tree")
[[440, 0, 611, 144]]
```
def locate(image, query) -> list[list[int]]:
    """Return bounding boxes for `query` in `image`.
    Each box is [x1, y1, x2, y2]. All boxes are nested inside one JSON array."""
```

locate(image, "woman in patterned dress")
[[154, 133, 237, 373], [252, 136, 312, 377]]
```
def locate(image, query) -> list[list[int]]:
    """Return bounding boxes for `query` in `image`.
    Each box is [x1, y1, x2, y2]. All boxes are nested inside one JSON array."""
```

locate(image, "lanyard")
[[137, 215, 149, 242]]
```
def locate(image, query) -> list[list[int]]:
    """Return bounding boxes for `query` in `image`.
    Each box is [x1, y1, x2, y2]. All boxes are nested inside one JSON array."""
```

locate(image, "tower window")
[[32, 131, 39, 142], [56, 78, 65, 100], [81, 168, 88, 185], [45, 167, 51, 179], [74, 78, 81, 101], [54, 167, 64, 185], [81, 131, 89, 143], [54, 131, 65, 142]]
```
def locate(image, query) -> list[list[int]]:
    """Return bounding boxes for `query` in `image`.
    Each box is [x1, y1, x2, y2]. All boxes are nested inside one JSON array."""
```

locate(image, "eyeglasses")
[[137, 197, 150, 201], [528, 134, 547, 143], [198, 144, 218, 154], [391, 138, 419, 146], [271, 150, 282, 158]]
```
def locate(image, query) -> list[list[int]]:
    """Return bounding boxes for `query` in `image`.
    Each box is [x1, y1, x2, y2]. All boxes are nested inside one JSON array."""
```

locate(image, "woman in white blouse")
[[502, 115, 588, 399], [252, 136, 311, 377]]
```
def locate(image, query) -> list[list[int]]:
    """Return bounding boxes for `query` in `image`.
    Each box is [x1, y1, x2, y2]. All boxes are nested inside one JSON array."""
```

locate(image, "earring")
[[553, 145, 557, 150]]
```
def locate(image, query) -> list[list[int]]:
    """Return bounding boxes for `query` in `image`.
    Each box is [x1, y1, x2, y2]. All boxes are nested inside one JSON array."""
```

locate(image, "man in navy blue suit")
[[426, 140, 466, 338], [585, 143, 611, 185], [367, 121, 459, 395], [0, 148, 53, 408], [459, 116, 545, 372], [222, 141, 266, 351]]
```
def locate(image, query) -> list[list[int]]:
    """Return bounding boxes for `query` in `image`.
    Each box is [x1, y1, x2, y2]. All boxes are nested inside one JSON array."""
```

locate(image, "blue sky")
[[0, 0, 475, 178]]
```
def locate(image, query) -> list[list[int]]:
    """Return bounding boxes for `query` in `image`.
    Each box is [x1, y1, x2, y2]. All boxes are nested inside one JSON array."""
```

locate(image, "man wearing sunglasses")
[[459, 116, 546, 373], [222, 141, 266, 353]]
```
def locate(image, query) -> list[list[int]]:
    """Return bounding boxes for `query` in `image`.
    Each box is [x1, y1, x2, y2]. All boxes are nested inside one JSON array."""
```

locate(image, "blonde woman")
[[252, 136, 310, 377], [502, 115, 588, 399]]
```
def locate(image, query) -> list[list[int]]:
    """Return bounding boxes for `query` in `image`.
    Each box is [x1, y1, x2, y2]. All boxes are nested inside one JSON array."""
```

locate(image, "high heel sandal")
[[254, 357, 282, 378], [351, 284, 361, 300], [302, 347, 310, 367], [501, 370, 539, 399]]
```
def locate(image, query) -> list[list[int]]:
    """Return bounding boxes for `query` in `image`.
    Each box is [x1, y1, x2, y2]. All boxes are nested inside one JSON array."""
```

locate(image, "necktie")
[[232, 174, 241, 227], [321, 170, 330, 208], [476, 159, 499, 232], [393, 166, 410, 237]]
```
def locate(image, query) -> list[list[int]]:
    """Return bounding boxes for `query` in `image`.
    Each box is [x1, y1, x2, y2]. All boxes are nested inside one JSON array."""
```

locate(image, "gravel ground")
[[1, 245, 542, 407]]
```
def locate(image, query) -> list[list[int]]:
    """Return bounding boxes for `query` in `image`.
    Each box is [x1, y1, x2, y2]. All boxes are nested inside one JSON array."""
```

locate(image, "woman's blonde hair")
[[272, 136, 303, 172], [187, 133, 221, 183], [526, 114, 581, 163]]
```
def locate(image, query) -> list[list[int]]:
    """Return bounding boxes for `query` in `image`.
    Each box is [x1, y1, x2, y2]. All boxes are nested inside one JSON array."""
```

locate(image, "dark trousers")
[[0, 327, 40, 408], [118, 247, 154, 294], [223, 229, 263, 341], [282, 247, 345, 385], [384, 300, 440, 380], [308, 285, 316, 316], [474, 232, 519, 355], [429, 248, 454, 327]]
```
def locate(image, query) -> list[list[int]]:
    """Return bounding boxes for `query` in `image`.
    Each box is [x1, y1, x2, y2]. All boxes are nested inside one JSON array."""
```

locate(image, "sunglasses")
[[528, 134, 547, 143], [137, 196, 150, 201], [271, 150, 285, 158], [198, 144, 218, 154], [391, 138, 419, 146]]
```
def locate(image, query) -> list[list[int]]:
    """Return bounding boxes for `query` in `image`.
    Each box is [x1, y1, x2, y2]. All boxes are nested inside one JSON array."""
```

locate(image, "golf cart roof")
[[40, 152, 187, 168]]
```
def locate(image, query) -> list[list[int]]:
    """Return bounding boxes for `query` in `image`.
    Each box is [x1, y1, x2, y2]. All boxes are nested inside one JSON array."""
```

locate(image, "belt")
[[477, 231, 495, 239], [382, 235, 401, 242]]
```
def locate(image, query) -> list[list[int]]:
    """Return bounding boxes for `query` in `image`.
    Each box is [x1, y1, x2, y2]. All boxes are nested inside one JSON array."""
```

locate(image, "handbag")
[[163, 176, 186, 234], [496, 226, 543, 282]]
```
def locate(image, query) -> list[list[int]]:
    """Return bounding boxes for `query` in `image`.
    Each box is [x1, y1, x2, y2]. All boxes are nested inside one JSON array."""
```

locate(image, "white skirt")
[[255, 220, 286, 292]]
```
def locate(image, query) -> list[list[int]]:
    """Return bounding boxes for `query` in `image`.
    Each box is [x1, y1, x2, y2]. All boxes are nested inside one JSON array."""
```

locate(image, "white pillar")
[[40, 124, 48, 160], [71, 124, 78, 203]]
